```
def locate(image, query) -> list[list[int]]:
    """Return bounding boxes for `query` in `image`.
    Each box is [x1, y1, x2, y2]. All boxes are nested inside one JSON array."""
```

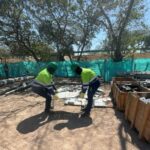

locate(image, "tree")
[[70, 0, 102, 61], [0, 0, 47, 61], [27, 0, 101, 61], [96, 0, 145, 61], [143, 35, 150, 50], [25, 0, 75, 60]]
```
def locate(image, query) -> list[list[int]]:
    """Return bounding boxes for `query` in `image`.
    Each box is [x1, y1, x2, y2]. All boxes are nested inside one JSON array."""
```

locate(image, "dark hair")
[[75, 66, 82, 75], [47, 66, 55, 74], [46, 62, 57, 74]]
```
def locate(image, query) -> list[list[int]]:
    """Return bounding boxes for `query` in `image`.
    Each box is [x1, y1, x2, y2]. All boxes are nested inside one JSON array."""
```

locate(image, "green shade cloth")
[[0, 58, 150, 82]]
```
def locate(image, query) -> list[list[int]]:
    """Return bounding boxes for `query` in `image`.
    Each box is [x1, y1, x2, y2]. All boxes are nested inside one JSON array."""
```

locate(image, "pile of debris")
[[117, 83, 142, 92], [0, 76, 34, 96], [0, 76, 112, 108], [140, 80, 150, 89], [56, 85, 111, 107], [139, 97, 150, 104]]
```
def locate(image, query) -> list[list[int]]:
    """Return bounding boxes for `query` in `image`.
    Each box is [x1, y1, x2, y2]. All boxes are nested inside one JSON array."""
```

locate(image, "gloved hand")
[[79, 92, 85, 98], [54, 89, 58, 94], [53, 95, 59, 100]]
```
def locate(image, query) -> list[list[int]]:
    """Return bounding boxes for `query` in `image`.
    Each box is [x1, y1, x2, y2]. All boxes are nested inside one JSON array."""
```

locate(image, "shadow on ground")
[[17, 111, 92, 134], [115, 110, 150, 150]]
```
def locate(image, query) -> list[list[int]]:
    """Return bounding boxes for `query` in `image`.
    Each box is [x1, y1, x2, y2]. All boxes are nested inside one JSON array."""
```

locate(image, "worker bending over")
[[31, 63, 57, 113], [72, 64, 101, 117]]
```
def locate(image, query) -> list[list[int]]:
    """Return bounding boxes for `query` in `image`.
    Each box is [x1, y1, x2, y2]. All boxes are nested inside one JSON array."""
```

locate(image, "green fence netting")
[[0, 58, 150, 82]]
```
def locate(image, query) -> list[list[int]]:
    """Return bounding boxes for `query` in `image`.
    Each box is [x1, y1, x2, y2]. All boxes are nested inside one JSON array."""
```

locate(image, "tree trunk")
[[113, 0, 135, 62], [113, 39, 123, 62], [77, 42, 86, 61], [28, 49, 40, 62], [58, 52, 64, 61], [114, 49, 123, 62]]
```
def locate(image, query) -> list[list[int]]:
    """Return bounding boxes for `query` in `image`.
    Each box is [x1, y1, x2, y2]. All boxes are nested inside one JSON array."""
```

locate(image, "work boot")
[[80, 111, 90, 117], [44, 107, 53, 114], [44, 109, 50, 114]]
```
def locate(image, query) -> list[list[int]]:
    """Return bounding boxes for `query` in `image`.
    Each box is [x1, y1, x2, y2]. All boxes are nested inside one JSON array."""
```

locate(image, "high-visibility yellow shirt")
[[35, 68, 53, 85], [81, 68, 96, 84]]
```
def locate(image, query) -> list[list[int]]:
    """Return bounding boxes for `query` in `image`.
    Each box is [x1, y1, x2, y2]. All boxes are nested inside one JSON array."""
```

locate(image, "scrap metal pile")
[[0, 76, 34, 96], [117, 82, 144, 92], [140, 80, 150, 89], [113, 71, 150, 93], [0, 76, 111, 108]]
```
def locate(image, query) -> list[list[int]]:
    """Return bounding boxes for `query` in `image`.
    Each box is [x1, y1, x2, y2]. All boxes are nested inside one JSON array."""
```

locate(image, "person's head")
[[47, 62, 58, 74], [71, 64, 82, 75]]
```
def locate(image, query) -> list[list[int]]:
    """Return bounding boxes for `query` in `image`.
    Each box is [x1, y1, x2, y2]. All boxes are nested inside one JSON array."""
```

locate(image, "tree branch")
[[118, 0, 135, 39], [99, 4, 115, 39]]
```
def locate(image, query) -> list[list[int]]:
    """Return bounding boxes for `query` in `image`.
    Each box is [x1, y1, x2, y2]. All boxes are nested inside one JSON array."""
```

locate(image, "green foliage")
[[96, 0, 146, 61], [0, 0, 147, 62], [143, 35, 150, 48], [0, 0, 49, 61], [27, 0, 101, 60], [121, 30, 145, 53]]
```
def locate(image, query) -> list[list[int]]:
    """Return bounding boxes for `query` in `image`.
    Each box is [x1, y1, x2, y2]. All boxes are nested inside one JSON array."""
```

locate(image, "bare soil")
[[0, 84, 149, 150]]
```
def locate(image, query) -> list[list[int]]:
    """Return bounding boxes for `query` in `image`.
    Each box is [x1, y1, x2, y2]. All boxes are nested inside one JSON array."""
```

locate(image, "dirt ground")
[[0, 84, 149, 150]]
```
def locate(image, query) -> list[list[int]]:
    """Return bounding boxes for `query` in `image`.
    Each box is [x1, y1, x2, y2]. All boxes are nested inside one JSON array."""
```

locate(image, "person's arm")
[[79, 83, 88, 98], [51, 81, 57, 91], [81, 83, 89, 93], [51, 76, 57, 91]]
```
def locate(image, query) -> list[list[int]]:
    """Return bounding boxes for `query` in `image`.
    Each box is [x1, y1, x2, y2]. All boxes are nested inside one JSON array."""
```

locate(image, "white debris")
[[94, 100, 106, 107], [56, 91, 80, 99], [57, 85, 81, 93], [64, 97, 106, 107], [139, 97, 150, 104], [64, 98, 87, 106], [56, 85, 108, 107]]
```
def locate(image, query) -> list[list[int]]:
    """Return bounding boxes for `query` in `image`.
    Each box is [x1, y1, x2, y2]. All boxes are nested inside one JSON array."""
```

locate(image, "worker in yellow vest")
[[31, 62, 58, 113], [72, 64, 101, 117]]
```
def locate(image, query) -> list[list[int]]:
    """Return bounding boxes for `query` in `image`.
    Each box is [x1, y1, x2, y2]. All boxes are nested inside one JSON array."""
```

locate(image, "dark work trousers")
[[32, 83, 52, 111], [85, 79, 100, 114]]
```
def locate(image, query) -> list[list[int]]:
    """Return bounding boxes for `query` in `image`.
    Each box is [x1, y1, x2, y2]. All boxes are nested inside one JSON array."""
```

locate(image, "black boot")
[[44, 108, 50, 113], [45, 98, 51, 113]]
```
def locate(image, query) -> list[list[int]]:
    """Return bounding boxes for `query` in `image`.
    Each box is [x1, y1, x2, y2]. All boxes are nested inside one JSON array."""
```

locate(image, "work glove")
[[53, 95, 59, 100], [79, 92, 85, 98]]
